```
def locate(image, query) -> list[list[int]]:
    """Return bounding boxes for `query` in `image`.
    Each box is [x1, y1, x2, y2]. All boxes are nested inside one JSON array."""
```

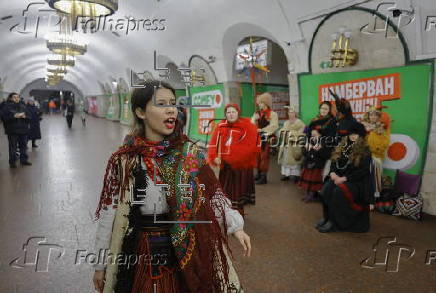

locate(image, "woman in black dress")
[[316, 121, 375, 233]]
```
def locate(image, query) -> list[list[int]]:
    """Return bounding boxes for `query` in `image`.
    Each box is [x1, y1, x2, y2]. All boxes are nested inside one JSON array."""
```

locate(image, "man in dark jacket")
[[65, 99, 75, 129], [1, 93, 32, 168]]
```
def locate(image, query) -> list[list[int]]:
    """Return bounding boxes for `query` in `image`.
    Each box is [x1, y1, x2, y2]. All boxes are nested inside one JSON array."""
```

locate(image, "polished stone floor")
[[0, 114, 435, 293]]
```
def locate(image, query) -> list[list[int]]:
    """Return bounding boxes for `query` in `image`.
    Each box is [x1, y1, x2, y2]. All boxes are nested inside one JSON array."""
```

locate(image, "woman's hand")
[[253, 113, 260, 120], [334, 176, 347, 185], [214, 157, 221, 166], [233, 230, 251, 257], [93, 270, 105, 293], [330, 172, 338, 180]]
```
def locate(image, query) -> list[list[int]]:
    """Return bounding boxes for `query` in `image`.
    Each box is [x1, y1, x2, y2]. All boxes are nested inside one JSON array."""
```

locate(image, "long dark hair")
[[331, 136, 370, 167], [130, 80, 184, 144]]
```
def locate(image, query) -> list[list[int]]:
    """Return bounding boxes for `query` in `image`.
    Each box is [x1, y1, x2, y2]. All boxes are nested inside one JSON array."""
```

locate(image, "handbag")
[[392, 193, 423, 221]]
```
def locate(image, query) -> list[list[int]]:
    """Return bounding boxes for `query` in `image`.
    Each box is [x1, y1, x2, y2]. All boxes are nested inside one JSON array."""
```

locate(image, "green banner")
[[240, 83, 289, 118], [188, 84, 225, 143], [299, 64, 433, 175]]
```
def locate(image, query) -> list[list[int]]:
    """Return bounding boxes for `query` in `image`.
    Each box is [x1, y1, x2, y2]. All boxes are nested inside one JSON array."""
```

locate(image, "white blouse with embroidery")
[[93, 176, 244, 270]]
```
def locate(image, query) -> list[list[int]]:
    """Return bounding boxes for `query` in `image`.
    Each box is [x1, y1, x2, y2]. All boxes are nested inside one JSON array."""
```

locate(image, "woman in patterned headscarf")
[[92, 81, 251, 293]]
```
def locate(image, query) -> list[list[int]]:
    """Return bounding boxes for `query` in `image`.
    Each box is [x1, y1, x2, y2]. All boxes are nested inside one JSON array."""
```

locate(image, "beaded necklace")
[[335, 142, 354, 170]]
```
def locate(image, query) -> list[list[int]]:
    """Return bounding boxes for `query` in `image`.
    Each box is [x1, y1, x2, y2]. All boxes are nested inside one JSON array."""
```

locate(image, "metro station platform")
[[0, 115, 435, 293]]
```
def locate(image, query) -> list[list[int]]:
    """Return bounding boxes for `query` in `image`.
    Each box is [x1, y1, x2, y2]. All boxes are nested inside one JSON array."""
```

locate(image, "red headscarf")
[[208, 105, 260, 169]]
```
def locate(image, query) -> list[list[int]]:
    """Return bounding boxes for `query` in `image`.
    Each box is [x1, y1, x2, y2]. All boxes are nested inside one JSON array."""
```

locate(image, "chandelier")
[[48, 55, 75, 67], [47, 35, 87, 56], [47, 65, 68, 75], [46, 13, 87, 56], [46, 0, 118, 17], [46, 73, 64, 86]]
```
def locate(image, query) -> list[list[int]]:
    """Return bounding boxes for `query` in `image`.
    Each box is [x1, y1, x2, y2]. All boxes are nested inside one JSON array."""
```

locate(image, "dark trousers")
[[8, 134, 28, 165], [66, 115, 73, 128]]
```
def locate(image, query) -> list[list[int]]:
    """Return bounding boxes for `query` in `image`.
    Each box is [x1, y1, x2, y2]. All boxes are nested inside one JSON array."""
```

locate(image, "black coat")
[[336, 115, 357, 137], [302, 141, 331, 170], [320, 148, 375, 232], [329, 150, 375, 205], [27, 104, 42, 140], [0, 100, 31, 135], [66, 104, 75, 117]]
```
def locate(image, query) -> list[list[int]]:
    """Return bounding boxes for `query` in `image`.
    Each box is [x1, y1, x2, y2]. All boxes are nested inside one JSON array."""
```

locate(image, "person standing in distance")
[[1, 93, 32, 168]]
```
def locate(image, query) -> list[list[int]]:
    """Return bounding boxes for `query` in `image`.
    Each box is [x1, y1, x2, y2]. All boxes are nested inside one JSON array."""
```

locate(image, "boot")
[[247, 194, 256, 205], [255, 173, 267, 185], [314, 218, 327, 229], [302, 191, 315, 203], [316, 221, 337, 233]]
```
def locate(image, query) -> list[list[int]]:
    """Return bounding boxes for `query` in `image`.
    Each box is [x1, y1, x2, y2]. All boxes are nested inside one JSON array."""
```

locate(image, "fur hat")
[[256, 92, 272, 108], [329, 89, 352, 116], [349, 121, 367, 137]]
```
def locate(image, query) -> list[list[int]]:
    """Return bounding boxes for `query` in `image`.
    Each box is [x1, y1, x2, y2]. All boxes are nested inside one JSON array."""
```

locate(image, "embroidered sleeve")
[[210, 188, 244, 235], [95, 156, 122, 219], [93, 207, 116, 270]]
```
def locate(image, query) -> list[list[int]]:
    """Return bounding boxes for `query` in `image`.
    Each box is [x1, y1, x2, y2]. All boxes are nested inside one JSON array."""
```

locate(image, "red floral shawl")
[[95, 135, 233, 292]]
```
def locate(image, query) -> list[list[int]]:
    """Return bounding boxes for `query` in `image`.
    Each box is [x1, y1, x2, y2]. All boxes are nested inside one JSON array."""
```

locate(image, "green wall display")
[[299, 64, 433, 175], [188, 84, 225, 143]]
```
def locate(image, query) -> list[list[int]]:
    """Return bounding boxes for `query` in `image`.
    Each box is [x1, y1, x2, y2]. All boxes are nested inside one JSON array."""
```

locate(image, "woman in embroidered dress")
[[207, 103, 260, 216], [92, 81, 251, 293], [362, 106, 391, 198], [277, 106, 305, 182], [316, 121, 375, 233]]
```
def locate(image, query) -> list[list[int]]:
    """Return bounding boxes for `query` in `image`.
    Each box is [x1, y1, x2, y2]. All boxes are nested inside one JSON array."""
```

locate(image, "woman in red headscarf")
[[208, 104, 261, 215]]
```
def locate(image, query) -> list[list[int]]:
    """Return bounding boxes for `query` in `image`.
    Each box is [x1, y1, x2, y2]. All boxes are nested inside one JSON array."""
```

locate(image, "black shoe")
[[317, 221, 337, 233], [255, 174, 267, 185], [32, 144, 38, 148], [10, 163, 17, 168], [314, 218, 327, 228], [254, 173, 261, 181], [21, 161, 32, 166], [303, 192, 315, 203], [280, 175, 290, 181], [247, 198, 256, 205]]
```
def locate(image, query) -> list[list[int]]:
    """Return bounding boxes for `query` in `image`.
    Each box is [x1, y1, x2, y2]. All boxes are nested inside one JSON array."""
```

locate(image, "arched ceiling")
[[1, 0, 424, 96]]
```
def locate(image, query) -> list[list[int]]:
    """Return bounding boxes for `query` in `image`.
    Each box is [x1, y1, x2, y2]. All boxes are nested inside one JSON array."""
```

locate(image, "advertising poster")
[[188, 84, 225, 143], [299, 64, 433, 175]]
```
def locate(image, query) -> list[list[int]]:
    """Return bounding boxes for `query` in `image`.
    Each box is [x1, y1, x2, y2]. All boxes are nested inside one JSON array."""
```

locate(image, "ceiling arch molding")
[[20, 78, 85, 102]]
